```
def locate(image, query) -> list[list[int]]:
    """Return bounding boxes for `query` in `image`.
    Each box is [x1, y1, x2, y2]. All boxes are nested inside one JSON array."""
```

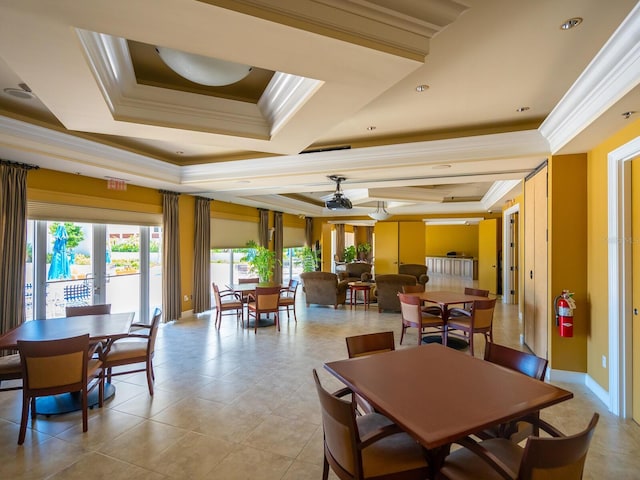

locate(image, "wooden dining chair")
[[345, 331, 395, 415], [482, 342, 548, 442], [0, 353, 23, 392], [313, 369, 429, 480], [17, 333, 104, 445], [65, 303, 111, 317], [278, 278, 299, 323], [446, 298, 496, 356], [238, 277, 260, 305], [101, 308, 162, 396], [448, 287, 490, 318], [437, 413, 599, 480], [398, 293, 444, 345], [402, 284, 443, 316], [212, 283, 244, 329], [247, 286, 281, 333]]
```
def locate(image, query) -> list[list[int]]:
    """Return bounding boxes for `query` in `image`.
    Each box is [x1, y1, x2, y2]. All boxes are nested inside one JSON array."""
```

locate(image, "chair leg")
[[322, 456, 330, 480], [469, 332, 474, 356], [146, 359, 154, 396], [98, 372, 104, 407], [292, 305, 297, 323], [276, 312, 280, 331], [82, 389, 88, 432], [18, 393, 30, 445], [400, 323, 406, 345]]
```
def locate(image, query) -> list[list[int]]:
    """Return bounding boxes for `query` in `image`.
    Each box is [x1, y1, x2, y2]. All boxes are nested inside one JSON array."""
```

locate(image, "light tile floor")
[[0, 276, 639, 479]]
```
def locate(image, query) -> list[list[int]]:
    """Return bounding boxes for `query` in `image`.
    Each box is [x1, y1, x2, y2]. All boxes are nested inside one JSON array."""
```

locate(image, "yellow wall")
[[425, 225, 479, 257], [549, 154, 588, 372], [587, 117, 640, 390]]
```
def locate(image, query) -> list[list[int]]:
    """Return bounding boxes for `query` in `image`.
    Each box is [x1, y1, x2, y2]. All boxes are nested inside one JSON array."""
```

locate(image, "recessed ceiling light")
[[176, 151, 184, 155], [432, 164, 451, 170], [416, 84, 429, 92], [3, 87, 34, 100], [516, 106, 530, 112], [366, 126, 376, 131], [622, 111, 636, 119], [560, 17, 582, 30]]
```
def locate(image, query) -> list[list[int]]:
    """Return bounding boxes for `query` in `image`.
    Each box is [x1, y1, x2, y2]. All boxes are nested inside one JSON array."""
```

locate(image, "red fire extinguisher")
[[554, 290, 576, 337]]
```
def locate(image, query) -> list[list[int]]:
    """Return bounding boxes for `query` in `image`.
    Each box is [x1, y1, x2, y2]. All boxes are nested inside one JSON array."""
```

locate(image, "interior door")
[[523, 166, 548, 358], [399, 221, 425, 265], [632, 158, 640, 424], [478, 219, 498, 294], [374, 222, 399, 275]]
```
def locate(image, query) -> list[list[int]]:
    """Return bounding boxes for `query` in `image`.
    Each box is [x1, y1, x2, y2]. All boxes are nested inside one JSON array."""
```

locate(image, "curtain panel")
[[274, 211, 283, 285], [258, 209, 269, 248], [305, 217, 313, 247], [366, 226, 374, 262], [193, 197, 211, 314], [161, 191, 181, 322], [335, 224, 345, 261], [0, 161, 31, 340]]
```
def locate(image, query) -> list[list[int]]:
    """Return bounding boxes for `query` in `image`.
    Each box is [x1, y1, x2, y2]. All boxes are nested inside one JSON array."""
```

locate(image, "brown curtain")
[[335, 224, 345, 261], [366, 226, 374, 262], [305, 217, 313, 247], [0, 161, 31, 339], [274, 211, 283, 285], [161, 191, 181, 322], [258, 209, 269, 247], [192, 197, 211, 314]]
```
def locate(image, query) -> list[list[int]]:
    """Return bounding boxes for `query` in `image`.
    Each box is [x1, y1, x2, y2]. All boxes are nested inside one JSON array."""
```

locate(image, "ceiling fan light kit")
[[368, 201, 391, 221]]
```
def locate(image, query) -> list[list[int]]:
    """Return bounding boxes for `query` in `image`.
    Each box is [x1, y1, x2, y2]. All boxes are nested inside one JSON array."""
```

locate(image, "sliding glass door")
[[25, 220, 161, 323]]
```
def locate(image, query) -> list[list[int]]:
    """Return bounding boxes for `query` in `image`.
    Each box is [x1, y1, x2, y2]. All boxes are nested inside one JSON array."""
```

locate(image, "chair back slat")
[[484, 342, 548, 380], [346, 331, 395, 358], [65, 304, 111, 317]]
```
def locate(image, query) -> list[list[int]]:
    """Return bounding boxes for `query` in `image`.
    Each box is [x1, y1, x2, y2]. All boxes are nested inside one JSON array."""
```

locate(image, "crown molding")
[[200, 0, 469, 60], [540, 2, 640, 153]]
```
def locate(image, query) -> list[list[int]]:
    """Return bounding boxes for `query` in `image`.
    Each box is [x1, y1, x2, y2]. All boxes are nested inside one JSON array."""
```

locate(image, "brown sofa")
[[300, 272, 348, 308], [398, 264, 429, 286], [372, 274, 417, 312], [338, 262, 373, 283]]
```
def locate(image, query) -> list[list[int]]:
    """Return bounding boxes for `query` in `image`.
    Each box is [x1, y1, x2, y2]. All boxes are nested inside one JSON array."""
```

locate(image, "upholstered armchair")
[[300, 272, 348, 309], [372, 274, 417, 312], [337, 262, 373, 283], [398, 263, 429, 286]]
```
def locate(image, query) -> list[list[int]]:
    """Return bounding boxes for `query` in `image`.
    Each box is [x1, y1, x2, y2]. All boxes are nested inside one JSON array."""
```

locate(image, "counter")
[[426, 256, 477, 280]]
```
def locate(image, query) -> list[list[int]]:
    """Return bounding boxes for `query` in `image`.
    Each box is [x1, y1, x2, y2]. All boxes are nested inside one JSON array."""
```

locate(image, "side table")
[[348, 282, 373, 310]]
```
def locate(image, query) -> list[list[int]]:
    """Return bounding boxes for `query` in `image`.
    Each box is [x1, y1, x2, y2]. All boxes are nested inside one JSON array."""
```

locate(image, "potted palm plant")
[[357, 242, 372, 261], [242, 240, 278, 284], [300, 245, 318, 272], [343, 245, 357, 263]]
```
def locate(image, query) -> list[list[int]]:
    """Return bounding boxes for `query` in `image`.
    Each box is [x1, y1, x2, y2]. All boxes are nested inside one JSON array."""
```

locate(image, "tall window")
[[210, 247, 254, 287], [282, 247, 304, 283]]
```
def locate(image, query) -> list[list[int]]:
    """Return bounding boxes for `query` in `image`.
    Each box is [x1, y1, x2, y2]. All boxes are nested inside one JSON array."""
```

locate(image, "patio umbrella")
[[47, 224, 71, 280]]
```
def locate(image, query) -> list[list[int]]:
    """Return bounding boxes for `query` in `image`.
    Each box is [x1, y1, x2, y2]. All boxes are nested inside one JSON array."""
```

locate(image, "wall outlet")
[[602, 355, 607, 368]]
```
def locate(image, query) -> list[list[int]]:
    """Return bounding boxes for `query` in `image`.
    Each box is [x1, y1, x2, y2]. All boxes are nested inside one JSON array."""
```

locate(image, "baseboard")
[[548, 368, 611, 410]]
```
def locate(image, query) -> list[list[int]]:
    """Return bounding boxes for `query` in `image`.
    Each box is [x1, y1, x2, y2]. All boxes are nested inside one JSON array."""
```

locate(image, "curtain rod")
[[0, 159, 39, 170]]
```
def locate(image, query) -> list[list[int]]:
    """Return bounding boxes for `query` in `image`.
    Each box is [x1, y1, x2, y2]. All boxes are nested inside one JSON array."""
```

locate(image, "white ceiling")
[[0, 0, 639, 218]]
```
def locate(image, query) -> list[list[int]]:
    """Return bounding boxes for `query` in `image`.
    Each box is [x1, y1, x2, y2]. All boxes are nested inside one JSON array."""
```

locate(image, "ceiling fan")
[[325, 175, 353, 210]]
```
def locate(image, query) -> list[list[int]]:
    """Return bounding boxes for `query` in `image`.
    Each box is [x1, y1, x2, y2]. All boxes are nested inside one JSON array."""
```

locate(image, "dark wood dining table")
[[408, 290, 489, 345], [227, 283, 285, 328], [324, 344, 573, 471], [0, 312, 134, 414]]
